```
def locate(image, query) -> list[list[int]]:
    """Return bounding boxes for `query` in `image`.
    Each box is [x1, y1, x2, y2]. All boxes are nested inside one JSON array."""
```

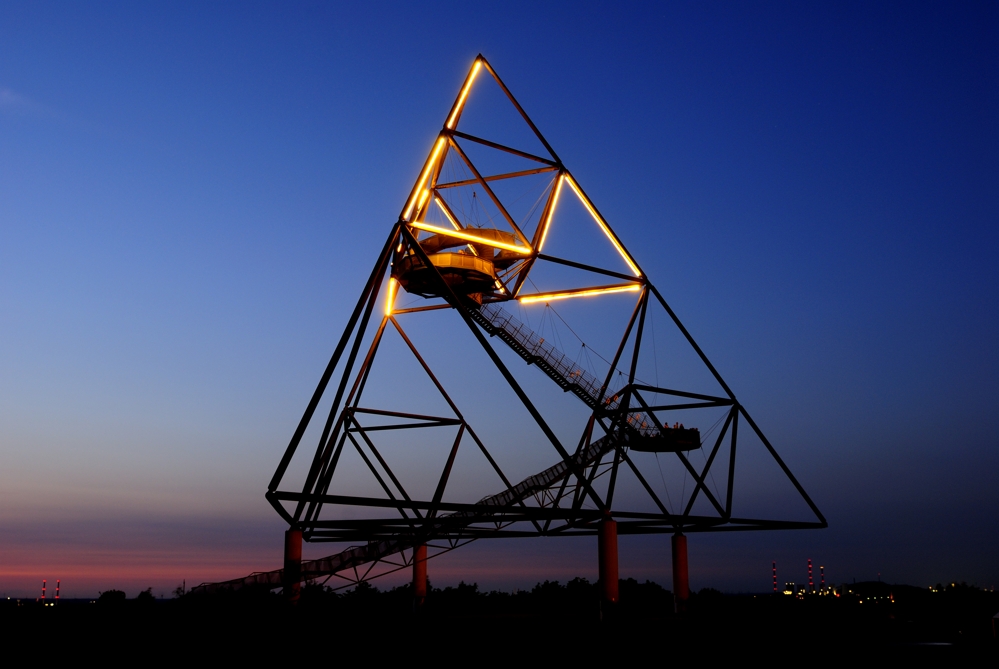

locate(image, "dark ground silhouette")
[[4, 578, 996, 660]]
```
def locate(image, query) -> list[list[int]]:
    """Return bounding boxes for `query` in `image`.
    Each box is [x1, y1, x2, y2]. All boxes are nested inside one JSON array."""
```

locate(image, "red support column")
[[598, 516, 619, 613], [671, 533, 689, 613], [283, 529, 303, 602], [413, 544, 428, 611]]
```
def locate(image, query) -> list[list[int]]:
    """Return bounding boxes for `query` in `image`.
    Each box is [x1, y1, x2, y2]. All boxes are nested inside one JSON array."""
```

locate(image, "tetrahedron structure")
[[193, 55, 825, 600]]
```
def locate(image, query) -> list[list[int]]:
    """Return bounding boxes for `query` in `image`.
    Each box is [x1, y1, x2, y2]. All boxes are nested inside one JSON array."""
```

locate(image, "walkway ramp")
[[191, 304, 648, 595], [471, 303, 659, 436], [190, 432, 616, 595]]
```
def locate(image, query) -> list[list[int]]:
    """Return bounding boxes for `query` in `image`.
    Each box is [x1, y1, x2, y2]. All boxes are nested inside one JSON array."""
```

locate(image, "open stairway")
[[190, 431, 617, 594], [191, 304, 648, 595], [471, 303, 659, 436]]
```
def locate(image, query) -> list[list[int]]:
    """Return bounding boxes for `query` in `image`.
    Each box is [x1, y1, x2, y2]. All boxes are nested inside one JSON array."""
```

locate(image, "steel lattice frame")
[[262, 55, 825, 585]]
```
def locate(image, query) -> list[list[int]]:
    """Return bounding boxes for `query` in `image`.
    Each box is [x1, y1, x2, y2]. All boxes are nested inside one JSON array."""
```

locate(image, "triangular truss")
[[396, 56, 641, 304], [254, 55, 824, 591]]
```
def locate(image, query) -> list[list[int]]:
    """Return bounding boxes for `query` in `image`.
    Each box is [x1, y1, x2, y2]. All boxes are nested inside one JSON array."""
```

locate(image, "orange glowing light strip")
[[410, 221, 532, 255], [434, 198, 478, 255], [563, 175, 641, 277], [446, 60, 482, 130], [536, 173, 564, 253], [434, 197, 462, 231], [518, 283, 641, 304], [384, 278, 398, 316], [403, 137, 447, 221]]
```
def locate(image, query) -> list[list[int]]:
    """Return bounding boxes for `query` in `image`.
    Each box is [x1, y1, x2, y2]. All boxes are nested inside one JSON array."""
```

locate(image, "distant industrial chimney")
[[820, 566, 825, 589], [808, 559, 813, 593], [55, 580, 60, 603], [41, 579, 46, 602], [772, 561, 777, 593]]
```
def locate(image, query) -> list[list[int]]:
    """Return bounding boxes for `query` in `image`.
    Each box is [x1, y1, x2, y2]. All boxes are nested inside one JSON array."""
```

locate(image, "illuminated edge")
[[384, 277, 399, 315], [434, 197, 462, 231], [517, 283, 642, 304], [403, 137, 447, 221], [434, 198, 479, 256], [410, 221, 533, 255], [446, 60, 483, 130], [563, 175, 642, 277], [535, 173, 565, 253]]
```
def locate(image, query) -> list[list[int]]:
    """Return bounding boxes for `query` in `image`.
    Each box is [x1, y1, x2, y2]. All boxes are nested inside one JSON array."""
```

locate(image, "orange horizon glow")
[[517, 283, 642, 304], [0, 536, 288, 598], [0, 545, 613, 598]]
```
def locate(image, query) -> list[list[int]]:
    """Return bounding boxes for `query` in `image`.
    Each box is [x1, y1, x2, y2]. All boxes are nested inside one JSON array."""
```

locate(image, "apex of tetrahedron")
[[395, 55, 642, 309]]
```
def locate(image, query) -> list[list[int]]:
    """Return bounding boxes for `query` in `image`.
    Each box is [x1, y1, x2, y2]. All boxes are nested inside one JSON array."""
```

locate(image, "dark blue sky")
[[1, 2, 996, 596]]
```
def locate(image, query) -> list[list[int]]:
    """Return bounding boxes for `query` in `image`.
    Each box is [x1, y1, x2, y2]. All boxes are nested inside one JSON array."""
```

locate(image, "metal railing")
[[190, 431, 618, 596], [478, 303, 605, 404], [476, 303, 660, 437], [191, 304, 665, 595]]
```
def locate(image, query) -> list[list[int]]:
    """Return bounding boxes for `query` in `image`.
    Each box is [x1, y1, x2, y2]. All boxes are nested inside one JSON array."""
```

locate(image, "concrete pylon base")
[[284, 529, 303, 602], [413, 544, 428, 612], [672, 533, 689, 613], [598, 516, 619, 618]]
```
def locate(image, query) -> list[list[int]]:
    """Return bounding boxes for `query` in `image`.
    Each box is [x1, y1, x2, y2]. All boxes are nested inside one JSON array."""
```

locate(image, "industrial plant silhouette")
[[192, 55, 826, 607]]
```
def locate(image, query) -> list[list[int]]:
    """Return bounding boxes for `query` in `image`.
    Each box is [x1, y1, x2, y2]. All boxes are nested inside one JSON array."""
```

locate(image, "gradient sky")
[[1, 2, 997, 598]]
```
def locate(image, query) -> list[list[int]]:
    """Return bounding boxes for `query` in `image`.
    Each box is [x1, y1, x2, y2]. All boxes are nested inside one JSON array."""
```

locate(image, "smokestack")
[[772, 561, 777, 593], [808, 559, 813, 593], [41, 579, 46, 602], [820, 566, 825, 589], [55, 580, 60, 603]]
